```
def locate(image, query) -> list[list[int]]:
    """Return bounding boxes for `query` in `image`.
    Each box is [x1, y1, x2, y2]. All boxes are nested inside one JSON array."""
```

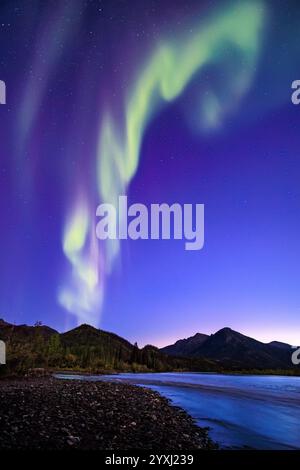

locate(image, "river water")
[[56, 372, 300, 449]]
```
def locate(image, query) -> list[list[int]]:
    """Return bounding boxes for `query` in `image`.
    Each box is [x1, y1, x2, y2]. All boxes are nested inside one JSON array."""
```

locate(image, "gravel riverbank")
[[0, 378, 215, 450]]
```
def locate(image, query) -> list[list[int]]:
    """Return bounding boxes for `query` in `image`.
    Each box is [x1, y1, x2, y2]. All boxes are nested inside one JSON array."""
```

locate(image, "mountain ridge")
[[0, 319, 216, 375], [0, 319, 297, 373], [160, 326, 294, 369]]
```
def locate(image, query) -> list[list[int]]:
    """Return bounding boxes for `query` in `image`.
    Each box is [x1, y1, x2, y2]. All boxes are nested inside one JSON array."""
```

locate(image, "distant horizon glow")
[[4, 315, 298, 349]]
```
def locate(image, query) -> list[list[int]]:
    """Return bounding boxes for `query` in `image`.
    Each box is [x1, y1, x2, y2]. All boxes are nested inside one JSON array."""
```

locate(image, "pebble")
[[0, 378, 216, 450]]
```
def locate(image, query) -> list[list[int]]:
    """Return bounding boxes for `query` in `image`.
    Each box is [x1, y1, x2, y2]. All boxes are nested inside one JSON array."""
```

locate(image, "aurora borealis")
[[0, 0, 300, 346]]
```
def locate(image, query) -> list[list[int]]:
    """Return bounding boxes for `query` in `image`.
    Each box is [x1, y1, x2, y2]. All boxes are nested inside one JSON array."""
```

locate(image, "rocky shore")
[[0, 378, 215, 450]]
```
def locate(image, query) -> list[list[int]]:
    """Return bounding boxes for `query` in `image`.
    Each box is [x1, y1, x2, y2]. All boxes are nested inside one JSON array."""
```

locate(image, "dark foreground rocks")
[[0, 378, 215, 450]]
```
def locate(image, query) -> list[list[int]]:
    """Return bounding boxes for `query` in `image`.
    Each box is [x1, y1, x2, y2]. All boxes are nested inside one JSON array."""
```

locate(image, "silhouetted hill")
[[58, 323, 139, 369], [0, 319, 217, 375], [161, 333, 209, 357], [268, 341, 293, 350], [161, 327, 294, 369], [60, 323, 134, 363], [1, 319, 297, 375], [0, 318, 57, 343], [61, 324, 133, 349]]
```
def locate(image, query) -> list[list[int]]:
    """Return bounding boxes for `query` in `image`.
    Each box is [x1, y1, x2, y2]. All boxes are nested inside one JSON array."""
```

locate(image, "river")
[[56, 372, 300, 449]]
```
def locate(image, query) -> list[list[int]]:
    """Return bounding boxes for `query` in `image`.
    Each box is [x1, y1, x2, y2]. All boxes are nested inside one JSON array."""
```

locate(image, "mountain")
[[1, 319, 297, 374], [60, 323, 133, 353], [60, 323, 135, 365], [268, 341, 293, 350], [0, 318, 57, 343], [161, 327, 294, 369], [161, 332, 209, 357], [0, 319, 217, 375]]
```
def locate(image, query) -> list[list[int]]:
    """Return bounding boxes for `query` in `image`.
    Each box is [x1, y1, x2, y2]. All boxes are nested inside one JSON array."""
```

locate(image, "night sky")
[[0, 0, 300, 347]]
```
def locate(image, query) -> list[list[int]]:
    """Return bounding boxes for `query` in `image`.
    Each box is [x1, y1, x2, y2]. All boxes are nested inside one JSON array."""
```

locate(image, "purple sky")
[[0, 0, 300, 347]]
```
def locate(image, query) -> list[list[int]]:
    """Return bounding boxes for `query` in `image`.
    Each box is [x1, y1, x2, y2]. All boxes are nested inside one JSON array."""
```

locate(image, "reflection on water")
[[56, 372, 300, 449]]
